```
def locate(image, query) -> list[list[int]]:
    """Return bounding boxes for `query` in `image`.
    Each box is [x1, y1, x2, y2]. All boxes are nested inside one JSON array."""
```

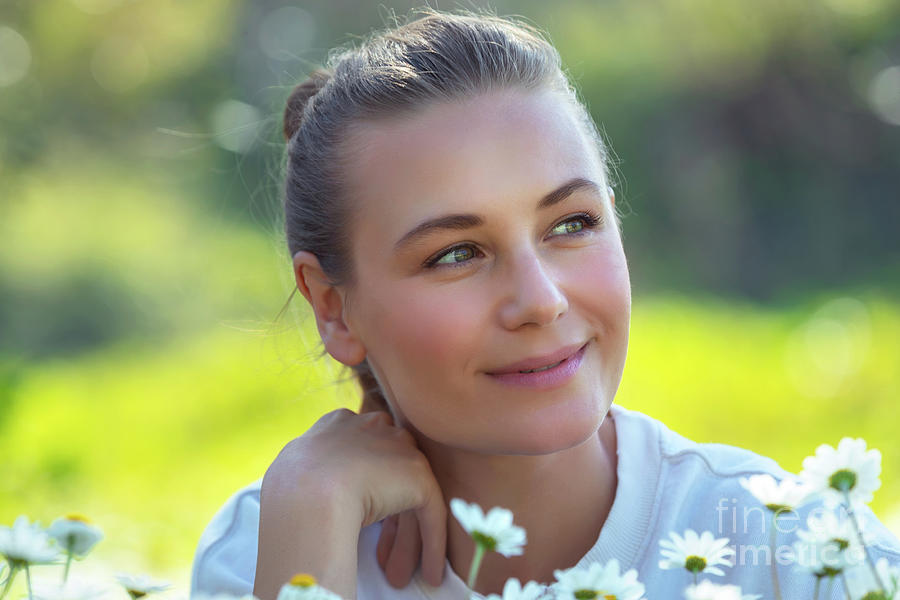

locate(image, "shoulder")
[[612, 403, 789, 487], [190, 478, 262, 598], [613, 405, 794, 541]]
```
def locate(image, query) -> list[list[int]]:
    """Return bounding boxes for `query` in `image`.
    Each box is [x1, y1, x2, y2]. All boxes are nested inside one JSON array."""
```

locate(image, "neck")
[[417, 412, 618, 595]]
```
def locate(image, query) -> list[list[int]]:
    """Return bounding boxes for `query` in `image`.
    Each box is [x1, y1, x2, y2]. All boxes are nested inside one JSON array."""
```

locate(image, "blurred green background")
[[1, 0, 899, 594]]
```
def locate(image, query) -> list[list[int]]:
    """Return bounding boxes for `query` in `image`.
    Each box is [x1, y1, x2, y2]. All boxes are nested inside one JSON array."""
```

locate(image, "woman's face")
[[338, 88, 631, 456]]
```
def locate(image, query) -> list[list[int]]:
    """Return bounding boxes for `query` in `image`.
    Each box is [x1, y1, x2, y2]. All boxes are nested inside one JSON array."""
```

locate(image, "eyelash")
[[422, 211, 605, 270]]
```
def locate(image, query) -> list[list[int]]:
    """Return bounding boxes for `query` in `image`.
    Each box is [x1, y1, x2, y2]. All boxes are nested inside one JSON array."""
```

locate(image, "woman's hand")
[[253, 408, 446, 600]]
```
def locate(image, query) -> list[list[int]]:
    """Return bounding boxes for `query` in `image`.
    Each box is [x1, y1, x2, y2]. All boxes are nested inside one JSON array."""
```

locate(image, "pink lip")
[[484, 341, 589, 390], [486, 341, 588, 375]]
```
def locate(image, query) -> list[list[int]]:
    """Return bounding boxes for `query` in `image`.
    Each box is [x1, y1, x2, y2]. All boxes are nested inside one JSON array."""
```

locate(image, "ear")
[[292, 251, 367, 367], [607, 186, 616, 208]]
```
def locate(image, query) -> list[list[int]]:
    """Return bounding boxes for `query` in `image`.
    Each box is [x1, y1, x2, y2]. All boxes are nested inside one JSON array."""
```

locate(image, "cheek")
[[364, 282, 483, 373], [570, 240, 632, 324], [360, 283, 484, 437]]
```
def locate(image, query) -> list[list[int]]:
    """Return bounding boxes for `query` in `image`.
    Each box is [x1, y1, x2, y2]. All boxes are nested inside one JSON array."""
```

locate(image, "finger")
[[416, 487, 448, 587], [384, 511, 421, 589], [376, 514, 398, 570]]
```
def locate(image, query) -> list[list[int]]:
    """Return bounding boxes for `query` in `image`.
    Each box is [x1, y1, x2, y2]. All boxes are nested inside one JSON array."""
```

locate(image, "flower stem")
[[692, 571, 698, 585], [771, 512, 783, 600], [0, 566, 17, 600], [467, 543, 487, 590], [63, 550, 73, 583], [841, 573, 852, 600], [24, 565, 33, 600], [842, 490, 886, 591], [813, 575, 821, 600], [826, 576, 834, 600]]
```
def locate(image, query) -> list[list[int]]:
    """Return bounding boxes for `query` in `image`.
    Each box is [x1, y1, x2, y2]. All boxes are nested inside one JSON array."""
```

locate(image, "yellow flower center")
[[685, 555, 707, 573], [831, 537, 850, 551], [65, 513, 90, 523], [289, 574, 317, 588], [573, 592, 616, 600], [829, 469, 857, 492], [472, 531, 498, 551]]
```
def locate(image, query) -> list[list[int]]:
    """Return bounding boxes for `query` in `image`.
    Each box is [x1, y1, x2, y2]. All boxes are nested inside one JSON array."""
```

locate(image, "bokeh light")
[[784, 297, 872, 399], [0, 25, 32, 87], [210, 99, 262, 153], [869, 65, 900, 126], [258, 6, 316, 61]]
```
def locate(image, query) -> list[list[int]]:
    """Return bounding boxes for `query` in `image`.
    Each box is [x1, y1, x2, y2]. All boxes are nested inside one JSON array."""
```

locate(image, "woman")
[[191, 9, 900, 600]]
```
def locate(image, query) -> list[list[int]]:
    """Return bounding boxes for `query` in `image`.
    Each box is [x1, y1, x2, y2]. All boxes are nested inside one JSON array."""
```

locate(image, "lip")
[[485, 341, 589, 375], [485, 341, 589, 389]]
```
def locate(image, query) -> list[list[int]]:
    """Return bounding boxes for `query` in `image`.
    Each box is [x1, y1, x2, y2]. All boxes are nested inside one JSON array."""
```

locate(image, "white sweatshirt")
[[191, 403, 900, 599]]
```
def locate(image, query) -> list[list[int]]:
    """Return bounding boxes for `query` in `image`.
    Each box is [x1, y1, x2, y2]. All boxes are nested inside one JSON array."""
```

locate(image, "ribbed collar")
[[577, 403, 663, 571]]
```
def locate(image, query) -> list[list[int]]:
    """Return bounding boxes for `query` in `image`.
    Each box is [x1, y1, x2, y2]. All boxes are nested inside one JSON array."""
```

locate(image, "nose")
[[498, 249, 569, 330]]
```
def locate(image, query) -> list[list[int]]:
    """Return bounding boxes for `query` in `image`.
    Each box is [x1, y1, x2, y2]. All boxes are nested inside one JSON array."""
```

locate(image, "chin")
[[491, 408, 607, 456]]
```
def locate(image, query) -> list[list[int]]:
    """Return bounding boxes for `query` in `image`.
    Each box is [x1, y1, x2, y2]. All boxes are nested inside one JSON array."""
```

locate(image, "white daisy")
[[114, 573, 171, 599], [739, 474, 814, 514], [552, 559, 646, 600], [450, 498, 527, 557], [843, 556, 900, 599], [47, 515, 104, 558], [659, 530, 735, 577], [791, 510, 867, 578], [31, 576, 112, 600], [0, 515, 61, 566], [800, 438, 881, 508], [683, 580, 761, 600], [276, 574, 343, 600], [483, 578, 547, 600]]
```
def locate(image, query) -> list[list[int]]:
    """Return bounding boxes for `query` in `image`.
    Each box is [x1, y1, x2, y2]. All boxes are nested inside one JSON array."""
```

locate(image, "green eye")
[[432, 245, 477, 266], [550, 212, 604, 237], [552, 219, 585, 235]]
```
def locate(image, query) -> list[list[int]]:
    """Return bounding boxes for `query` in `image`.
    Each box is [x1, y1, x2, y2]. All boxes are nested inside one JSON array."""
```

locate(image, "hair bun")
[[283, 69, 331, 141]]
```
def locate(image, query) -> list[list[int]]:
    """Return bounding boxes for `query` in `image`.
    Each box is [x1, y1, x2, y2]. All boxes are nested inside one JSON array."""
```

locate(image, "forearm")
[[253, 477, 361, 600]]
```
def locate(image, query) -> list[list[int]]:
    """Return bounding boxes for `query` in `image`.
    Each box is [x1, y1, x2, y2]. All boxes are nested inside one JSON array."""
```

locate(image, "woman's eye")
[[549, 212, 604, 237], [426, 244, 480, 269]]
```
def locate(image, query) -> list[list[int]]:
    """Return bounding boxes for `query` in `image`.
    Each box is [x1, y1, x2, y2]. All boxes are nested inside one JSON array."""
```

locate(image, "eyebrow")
[[393, 177, 602, 251]]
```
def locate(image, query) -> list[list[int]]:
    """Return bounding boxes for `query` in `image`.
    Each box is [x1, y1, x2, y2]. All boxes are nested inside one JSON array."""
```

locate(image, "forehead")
[[341, 88, 605, 245]]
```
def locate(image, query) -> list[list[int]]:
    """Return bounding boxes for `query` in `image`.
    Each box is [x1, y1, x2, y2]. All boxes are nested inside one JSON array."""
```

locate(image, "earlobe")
[[292, 251, 367, 367]]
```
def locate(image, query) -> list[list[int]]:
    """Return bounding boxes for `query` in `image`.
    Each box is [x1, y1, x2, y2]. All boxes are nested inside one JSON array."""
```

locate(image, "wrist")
[[255, 472, 363, 600]]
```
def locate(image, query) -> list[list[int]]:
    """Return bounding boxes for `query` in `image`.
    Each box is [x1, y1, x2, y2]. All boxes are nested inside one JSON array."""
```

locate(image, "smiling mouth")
[[486, 341, 590, 376], [484, 341, 590, 388]]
